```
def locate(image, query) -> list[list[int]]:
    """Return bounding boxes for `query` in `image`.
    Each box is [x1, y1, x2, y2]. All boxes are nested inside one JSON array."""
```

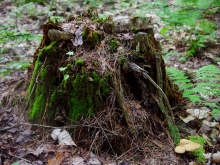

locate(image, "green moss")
[[38, 41, 57, 60], [47, 88, 65, 118], [28, 68, 48, 120], [188, 136, 206, 163], [67, 69, 110, 121], [131, 27, 136, 32], [108, 38, 118, 52], [63, 63, 73, 75], [82, 26, 90, 39], [75, 59, 84, 66], [84, 29, 103, 47], [28, 41, 110, 123], [100, 78, 110, 96], [92, 31, 99, 45], [92, 71, 100, 83], [68, 70, 88, 120], [168, 122, 180, 146], [27, 42, 57, 121], [118, 57, 126, 65]]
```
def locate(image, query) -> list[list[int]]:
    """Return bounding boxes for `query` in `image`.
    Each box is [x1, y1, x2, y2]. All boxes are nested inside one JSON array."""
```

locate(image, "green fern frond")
[[183, 90, 195, 96], [197, 65, 220, 74], [166, 65, 220, 118], [211, 109, 220, 120], [179, 84, 194, 91], [187, 95, 202, 103]]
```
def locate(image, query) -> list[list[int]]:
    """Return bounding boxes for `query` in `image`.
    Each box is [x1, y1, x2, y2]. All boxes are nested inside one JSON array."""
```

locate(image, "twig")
[[94, 116, 116, 155], [84, 130, 100, 159], [0, 148, 31, 163], [0, 123, 118, 136]]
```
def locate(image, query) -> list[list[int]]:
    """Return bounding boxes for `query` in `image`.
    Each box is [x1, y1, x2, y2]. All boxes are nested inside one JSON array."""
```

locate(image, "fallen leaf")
[[48, 152, 63, 165], [71, 156, 85, 165], [51, 129, 77, 146]]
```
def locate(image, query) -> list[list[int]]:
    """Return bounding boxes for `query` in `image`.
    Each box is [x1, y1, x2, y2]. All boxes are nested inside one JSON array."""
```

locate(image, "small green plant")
[[108, 38, 118, 52], [48, 16, 65, 24], [75, 59, 84, 66], [186, 34, 206, 57], [92, 16, 108, 23], [118, 57, 126, 65], [92, 61, 99, 66]]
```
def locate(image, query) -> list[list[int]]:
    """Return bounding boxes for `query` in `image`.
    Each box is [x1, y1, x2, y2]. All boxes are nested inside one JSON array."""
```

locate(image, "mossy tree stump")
[[27, 15, 181, 147]]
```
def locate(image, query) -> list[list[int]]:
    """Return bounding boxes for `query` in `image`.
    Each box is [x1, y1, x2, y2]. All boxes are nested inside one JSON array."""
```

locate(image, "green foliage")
[[48, 16, 65, 24], [135, 0, 218, 57], [75, 59, 84, 66], [0, 1, 42, 78], [188, 136, 206, 163], [12, 0, 47, 4], [83, 0, 102, 6], [166, 65, 220, 119], [92, 16, 108, 23], [186, 34, 206, 57], [211, 109, 220, 121], [197, 20, 217, 35], [165, 0, 217, 26]]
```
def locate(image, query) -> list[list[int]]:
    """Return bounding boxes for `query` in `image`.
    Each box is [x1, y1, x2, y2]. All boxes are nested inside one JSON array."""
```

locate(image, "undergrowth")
[[166, 65, 220, 120], [136, 0, 219, 57], [0, 2, 43, 78]]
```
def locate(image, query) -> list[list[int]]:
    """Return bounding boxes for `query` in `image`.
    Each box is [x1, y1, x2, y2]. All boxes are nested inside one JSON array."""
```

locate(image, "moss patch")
[[68, 68, 110, 121], [28, 67, 48, 120], [28, 43, 110, 123], [75, 59, 84, 66], [82, 26, 90, 39], [108, 38, 118, 52], [168, 123, 180, 146], [27, 42, 57, 121], [188, 136, 206, 163], [82, 26, 103, 47]]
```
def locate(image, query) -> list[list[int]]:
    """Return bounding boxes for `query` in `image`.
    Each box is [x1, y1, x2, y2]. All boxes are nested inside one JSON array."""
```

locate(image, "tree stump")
[[26, 14, 180, 154]]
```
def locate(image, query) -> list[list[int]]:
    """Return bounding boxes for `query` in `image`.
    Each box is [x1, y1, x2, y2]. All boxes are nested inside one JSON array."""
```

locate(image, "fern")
[[166, 65, 220, 120], [166, 67, 198, 102]]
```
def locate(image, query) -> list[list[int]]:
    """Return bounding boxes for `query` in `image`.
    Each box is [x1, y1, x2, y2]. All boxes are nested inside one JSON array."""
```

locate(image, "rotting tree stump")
[[26, 13, 181, 154]]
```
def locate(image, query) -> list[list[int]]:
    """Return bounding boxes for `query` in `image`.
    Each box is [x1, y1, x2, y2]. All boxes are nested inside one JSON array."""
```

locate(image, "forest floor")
[[0, 0, 220, 164]]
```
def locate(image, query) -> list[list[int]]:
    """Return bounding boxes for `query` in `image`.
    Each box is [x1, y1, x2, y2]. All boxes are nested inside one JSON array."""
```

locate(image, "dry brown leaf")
[[47, 152, 63, 165]]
